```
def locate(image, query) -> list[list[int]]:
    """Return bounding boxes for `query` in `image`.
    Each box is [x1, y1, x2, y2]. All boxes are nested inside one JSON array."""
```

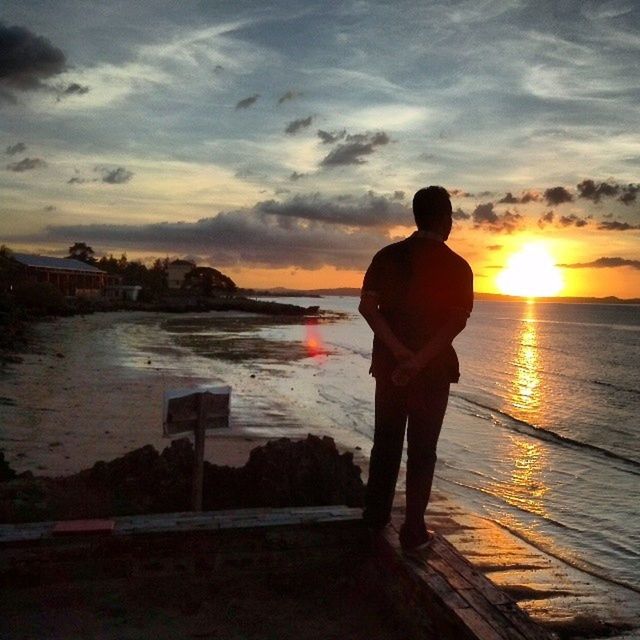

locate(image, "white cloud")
[[341, 104, 431, 131]]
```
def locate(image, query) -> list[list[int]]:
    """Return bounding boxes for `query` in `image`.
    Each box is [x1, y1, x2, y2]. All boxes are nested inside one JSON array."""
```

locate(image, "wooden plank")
[[378, 527, 555, 640], [496, 603, 555, 640], [0, 522, 51, 542], [52, 519, 115, 536], [458, 589, 527, 640], [427, 554, 477, 591], [409, 562, 471, 610], [432, 538, 513, 606], [454, 606, 510, 640]]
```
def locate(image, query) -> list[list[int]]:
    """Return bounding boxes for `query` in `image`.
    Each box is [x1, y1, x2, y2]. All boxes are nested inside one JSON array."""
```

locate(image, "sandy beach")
[[0, 311, 275, 476], [1, 311, 639, 638]]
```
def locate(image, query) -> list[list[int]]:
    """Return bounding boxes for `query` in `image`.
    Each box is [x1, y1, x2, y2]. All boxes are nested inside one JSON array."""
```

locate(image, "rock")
[[0, 436, 364, 523]]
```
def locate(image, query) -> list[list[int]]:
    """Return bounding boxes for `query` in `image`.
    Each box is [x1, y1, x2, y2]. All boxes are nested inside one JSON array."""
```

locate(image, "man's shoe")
[[399, 524, 434, 554]]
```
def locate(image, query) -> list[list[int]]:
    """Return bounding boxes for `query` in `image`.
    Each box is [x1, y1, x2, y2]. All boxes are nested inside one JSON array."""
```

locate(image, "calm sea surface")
[[226, 296, 639, 594]]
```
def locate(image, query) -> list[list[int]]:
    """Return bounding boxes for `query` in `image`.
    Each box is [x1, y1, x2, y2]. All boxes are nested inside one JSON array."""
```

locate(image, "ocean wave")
[[437, 476, 640, 594], [489, 517, 640, 595], [591, 379, 640, 396], [451, 393, 640, 473]]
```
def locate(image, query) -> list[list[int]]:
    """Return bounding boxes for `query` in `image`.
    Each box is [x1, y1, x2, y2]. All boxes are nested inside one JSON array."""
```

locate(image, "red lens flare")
[[304, 320, 326, 357]]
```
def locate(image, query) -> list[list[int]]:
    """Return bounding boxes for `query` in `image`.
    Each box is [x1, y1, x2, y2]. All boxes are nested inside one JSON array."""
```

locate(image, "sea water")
[[208, 296, 638, 595], [149, 296, 640, 596]]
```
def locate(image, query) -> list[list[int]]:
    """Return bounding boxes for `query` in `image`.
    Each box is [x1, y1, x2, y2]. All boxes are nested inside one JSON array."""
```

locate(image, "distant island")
[[247, 287, 640, 305]]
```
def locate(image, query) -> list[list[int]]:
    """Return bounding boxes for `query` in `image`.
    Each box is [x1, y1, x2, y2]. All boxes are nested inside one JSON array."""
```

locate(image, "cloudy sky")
[[1, 0, 639, 296]]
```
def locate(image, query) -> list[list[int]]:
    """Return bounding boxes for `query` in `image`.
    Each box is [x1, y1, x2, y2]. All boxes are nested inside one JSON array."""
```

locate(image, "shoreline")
[[1, 310, 639, 638]]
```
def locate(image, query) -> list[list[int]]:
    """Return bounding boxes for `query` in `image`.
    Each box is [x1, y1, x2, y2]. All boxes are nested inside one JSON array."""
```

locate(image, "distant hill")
[[473, 292, 640, 305], [251, 287, 640, 305]]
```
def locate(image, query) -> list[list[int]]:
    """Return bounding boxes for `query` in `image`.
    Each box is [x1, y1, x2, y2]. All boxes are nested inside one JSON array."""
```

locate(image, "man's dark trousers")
[[364, 372, 450, 532]]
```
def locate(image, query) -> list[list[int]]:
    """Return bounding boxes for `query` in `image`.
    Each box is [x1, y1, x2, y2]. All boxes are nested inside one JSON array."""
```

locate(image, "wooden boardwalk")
[[374, 520, 554, 640], [0, 507, 555, 640]]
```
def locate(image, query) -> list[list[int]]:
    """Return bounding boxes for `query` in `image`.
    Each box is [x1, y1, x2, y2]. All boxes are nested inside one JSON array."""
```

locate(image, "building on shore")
[[167, 259, 196, 290], [11, 253, 110, 297], [104, 284, 143, 301]]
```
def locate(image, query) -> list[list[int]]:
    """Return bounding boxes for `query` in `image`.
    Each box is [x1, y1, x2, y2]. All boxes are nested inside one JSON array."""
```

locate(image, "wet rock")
[[214, 435, 364, 510], [0, 436, 364, 523]]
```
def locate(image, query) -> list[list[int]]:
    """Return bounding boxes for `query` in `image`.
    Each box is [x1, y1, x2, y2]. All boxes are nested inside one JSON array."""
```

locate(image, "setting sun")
[[496, 243, 564, 298]]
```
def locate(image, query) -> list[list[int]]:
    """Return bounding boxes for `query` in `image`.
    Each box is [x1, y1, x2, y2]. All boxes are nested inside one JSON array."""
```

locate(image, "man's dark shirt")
[[362, 232, 473, 382]]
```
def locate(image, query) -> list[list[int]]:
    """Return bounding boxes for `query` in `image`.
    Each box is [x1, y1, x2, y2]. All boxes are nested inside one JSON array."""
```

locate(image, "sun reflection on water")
[[491, 302, 550, 520], [511, 302, 542, 421]]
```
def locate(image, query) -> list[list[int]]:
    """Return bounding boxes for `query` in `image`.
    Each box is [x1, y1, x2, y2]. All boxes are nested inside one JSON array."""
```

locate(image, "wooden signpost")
[[163, 386, 231, 511]]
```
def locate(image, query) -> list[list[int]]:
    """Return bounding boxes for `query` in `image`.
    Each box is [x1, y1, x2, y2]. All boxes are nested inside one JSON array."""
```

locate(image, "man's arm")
[[358, 292, 413, 362], [391, 312, 467, 386]]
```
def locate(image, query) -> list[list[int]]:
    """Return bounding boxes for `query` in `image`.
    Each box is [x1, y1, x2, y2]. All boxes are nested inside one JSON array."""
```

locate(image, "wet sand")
[[1, 311, 639, 638]]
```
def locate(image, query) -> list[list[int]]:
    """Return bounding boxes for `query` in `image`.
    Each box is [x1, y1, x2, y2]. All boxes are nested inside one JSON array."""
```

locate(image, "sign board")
[[163, 386, 231, 438]]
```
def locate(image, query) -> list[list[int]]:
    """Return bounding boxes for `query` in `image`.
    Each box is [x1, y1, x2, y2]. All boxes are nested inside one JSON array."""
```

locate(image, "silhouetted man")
[[359, 186, 473, 551]]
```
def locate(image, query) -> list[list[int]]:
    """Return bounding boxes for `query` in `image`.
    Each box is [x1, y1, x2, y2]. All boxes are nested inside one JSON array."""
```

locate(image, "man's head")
[[412, 186, 453, 239]]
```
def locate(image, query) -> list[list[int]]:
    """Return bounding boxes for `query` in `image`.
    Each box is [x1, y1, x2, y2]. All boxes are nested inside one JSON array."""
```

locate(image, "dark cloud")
[[235, 167, 264, 180], [101, 167, 134, 184], [67, 166, 134, 185], [452, 207, 470, 220], [28, 204, 393, 270], [254, 191, 410, 227], [498, 190, 542, 204], [558, 214, 588, 228], [498, 192, 518, 204], [537, 211, 555, 227], [60, 82, 89, 97], [5, 142, 26, 155], [6, 157, 46, 172], [520, 190, 542, 203], [487, 244, 502, 251], [289, 171, 306, 181], [472, 202, 522, 233], [544, 186, 573, 205], [277, 90, 302, 105], [44, 204, 56, 211], [472, 202, 498, 224], [619, 185, 640, 205], [317, 129, 346, 144], [392, 190, 405, 200], [235, 94, 260, 109], [576, 179, 619, 203], [449, 189, 471, 198], [319, 131, 390, 167], [576, 179, 639, 205], [0, 22, 66, 93], [67, 176, 88, 184], [560, 257, 640, 270], [285, 115, 312, 135], [597, 220, 640, 231]]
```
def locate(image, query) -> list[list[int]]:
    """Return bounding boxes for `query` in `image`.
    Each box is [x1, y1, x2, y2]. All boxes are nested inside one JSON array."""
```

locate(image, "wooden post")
[[192, 393, 206, 511]]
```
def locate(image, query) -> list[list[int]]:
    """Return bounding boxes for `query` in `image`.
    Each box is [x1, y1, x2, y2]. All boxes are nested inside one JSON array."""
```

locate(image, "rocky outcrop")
[[0, 436, 364, 523]]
